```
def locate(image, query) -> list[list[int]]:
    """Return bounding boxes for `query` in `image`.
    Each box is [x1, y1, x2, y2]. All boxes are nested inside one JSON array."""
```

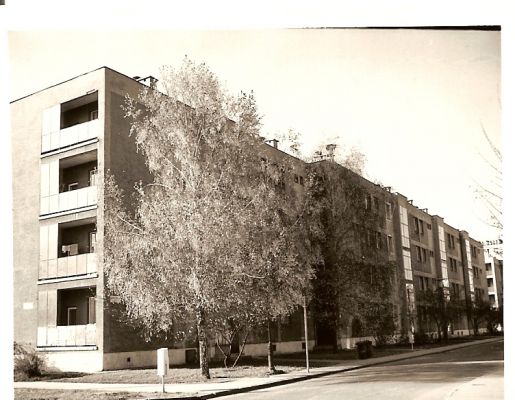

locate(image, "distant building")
[[485, 255, 503, 310], [11, 67, 491, 372]]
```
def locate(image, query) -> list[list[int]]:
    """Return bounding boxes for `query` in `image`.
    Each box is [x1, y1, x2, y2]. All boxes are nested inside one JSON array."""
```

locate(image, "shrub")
[[356, 340, 373, 359], [14, 342, 46, 379], [414, 332, 433, 345]]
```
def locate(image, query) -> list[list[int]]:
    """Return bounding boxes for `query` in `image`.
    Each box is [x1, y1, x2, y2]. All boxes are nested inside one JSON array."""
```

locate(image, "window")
[[88, 296, 96, 324], [67, 307, 78, 326], [413, 217, 424, 235], [299, 176, 304, 186], [415, 246, 427, 262], [387, 235, 393, 253], [386, 202, 393, 220], [68, 182, 78, 191], [449, 258, 458, 272], [451, 283, 460, 297], [89, 232, 97, 253], [427, 223, 432, 230], [89, 168, 98, 186], [373, 196, 379, 213], [365, 193, 372, 210], [90, 110, 98, 120], [294, 174, 299, 184], [376, 232, 383, 249], [485, 263, 492, 272], [418, 276, 429, 290], [447, 233, 456, 249], [366, 230, 374, 247]]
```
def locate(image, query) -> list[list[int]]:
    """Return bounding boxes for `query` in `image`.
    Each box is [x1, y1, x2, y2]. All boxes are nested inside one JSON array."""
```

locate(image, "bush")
[[14, 342, 46, 379], [356, 340, 373, 359], [414, 332, 433, 345]]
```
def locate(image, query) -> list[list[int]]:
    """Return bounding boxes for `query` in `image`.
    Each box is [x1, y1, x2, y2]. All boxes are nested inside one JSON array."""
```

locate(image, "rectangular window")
[[365, 193, 372, 210], [89, 232, 97, 253], [90, 110, 98, 120], [89, 168, 98, 186], [299, 176, 304, 186], [387, 235, 393, 253], [88, 296, 96, 324], [373, 196, 379, 213], [386, 202, 392, 220], [376, 232, 382, 249], [67, 307, 78, 326]]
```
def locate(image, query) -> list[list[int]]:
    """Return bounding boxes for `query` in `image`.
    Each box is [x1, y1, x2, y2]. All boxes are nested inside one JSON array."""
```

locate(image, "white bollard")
[[157, 348, 169, 393]]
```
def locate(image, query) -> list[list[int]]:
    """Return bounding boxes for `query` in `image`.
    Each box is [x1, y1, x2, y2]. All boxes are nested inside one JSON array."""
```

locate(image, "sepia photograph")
[[3, 3, 510, 400]]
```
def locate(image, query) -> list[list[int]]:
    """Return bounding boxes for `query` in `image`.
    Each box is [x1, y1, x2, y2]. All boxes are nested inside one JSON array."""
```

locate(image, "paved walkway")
[[14, 338, 503, 399]]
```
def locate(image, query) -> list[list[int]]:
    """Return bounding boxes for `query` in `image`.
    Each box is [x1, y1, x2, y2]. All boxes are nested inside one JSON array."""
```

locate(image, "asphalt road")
[[226, 339, 504, 400]]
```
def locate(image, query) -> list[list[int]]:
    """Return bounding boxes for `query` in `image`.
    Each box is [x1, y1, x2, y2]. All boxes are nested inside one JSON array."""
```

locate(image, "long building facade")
[[12, 67, 491, 372]]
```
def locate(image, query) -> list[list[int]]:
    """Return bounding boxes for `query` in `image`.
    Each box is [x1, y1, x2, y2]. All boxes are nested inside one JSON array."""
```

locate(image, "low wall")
[[103, 348, 194, 370], [41, 348, 103, 372], [243, 340, 316, 357]]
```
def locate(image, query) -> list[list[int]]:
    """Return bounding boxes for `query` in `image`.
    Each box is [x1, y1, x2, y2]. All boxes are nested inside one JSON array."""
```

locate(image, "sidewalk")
[[14, 337, 503, 400]]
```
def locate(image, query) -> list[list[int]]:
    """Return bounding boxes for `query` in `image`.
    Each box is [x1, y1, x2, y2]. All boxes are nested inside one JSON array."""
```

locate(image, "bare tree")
[[474, 124, 502, 232]]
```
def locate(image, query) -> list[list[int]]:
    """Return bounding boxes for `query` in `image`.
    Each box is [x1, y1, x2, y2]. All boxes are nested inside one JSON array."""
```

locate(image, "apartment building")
[[485, 256, 503, 309], [12, 67, 490, 372]]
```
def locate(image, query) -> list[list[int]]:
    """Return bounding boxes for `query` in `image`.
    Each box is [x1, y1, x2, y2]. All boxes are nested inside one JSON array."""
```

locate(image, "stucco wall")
[[11, 68, 105, 348]]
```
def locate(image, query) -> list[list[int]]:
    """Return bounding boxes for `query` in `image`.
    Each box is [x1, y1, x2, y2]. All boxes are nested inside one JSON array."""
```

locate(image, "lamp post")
[[303, 296, 310, 374]]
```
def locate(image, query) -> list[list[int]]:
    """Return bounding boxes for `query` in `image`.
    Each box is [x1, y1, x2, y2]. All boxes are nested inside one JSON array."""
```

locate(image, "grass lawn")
[[14, 389, 179, 400], [19, 361, 306, 385]]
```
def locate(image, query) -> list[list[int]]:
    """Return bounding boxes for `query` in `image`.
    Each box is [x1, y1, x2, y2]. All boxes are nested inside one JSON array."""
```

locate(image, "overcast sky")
[[7, 28, 502, 241]]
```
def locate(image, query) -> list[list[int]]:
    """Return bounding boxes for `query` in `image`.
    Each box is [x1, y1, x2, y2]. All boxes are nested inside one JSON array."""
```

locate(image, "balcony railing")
[[37, 324, 96, 347], [42, 119, 99, 153], [39, 253, 97, 280], [40, 185, 97, 215]]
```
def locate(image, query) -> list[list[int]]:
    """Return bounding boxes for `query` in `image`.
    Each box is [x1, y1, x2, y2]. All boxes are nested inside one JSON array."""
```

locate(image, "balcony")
[[41, 91, 99, 154], [40, 150, 98, 216], [42, 119, 99, 154], [40, 185, 97, 215], [39, 217, 97, 280], [39, 253, 97, 280], [37, 286, 97, 347], [37, 324, 96, 347]]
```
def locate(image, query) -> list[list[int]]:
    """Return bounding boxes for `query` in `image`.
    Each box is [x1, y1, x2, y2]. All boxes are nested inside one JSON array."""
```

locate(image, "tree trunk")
[[267, 320, 276, 374], [196, 306, 210, 379], [232, 330, 250, 368]]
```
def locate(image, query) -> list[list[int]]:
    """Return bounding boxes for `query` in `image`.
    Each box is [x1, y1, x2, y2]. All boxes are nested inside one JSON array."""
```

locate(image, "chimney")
[[136, 75, 158, 89], [266, 139, 278, 149], [326, 144, 337, 159]]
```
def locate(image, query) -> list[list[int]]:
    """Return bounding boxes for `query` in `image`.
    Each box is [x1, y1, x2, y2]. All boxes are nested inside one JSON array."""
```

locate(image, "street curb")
[[143, 337, 503, 400]]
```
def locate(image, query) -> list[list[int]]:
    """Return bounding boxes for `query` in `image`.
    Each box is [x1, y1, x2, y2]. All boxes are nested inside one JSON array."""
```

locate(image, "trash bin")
[[356, 340, 372, 359]]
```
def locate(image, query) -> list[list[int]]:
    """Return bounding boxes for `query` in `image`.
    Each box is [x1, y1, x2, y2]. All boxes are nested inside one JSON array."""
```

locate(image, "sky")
[[7, 28, 502, 241]]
